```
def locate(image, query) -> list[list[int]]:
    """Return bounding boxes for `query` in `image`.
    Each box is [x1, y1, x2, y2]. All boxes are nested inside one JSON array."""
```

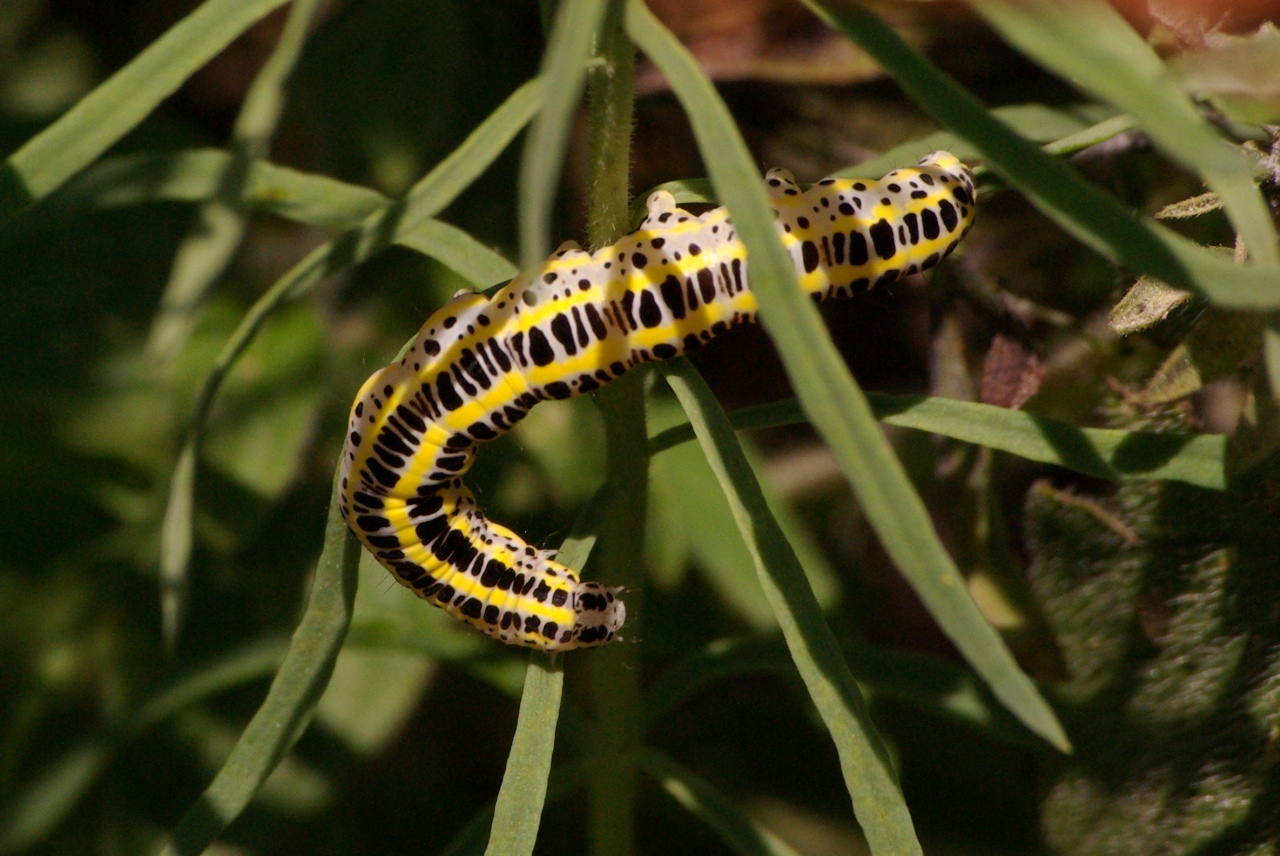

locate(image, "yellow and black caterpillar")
[[340, 152, 976, 651]]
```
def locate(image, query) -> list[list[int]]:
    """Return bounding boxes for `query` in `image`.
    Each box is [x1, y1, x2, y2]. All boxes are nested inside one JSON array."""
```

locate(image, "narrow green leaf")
[[0, 0, 290, 226], [16, 149, 390, 232], [146, 0, 328, 366], [518, 0, 608, 267], [644, 637, 1031, 748], [1041, 114, 1141, 157], [658, 359, 919, 854], [0, 641, 286, 852], [159, 76, 544, 615], [802, 0, 1280, 309], [628, 0, 1069, 765], [440, 764, 588, 856], [484, 655, 564, 856], [627, 107, 1136, 227], [161, 472, 361, 856], [396, 219, 518, 289], [649, 394, 1227, 491], [839, 107, 1131, 180], [1266, 322, 1280, 402], [638, 747, 803, 856], [0, 742, 109, 854], [159, 444, 196, 652], [482, 495, 610, 856], [969, 0, 1278, 267]]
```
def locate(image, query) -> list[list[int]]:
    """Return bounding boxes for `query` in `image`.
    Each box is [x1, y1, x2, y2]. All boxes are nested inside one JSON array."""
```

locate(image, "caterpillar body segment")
[[339, 151, 976, 651]]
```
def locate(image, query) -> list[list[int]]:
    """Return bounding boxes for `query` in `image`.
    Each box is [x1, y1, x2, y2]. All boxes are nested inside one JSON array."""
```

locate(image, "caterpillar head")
[[919, 150, 975, 192], [571, 583, 626, 647]]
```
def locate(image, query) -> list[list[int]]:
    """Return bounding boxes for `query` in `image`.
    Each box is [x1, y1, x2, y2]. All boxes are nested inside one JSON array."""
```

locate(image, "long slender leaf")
[[156, 0, 328, 646], [481, 499, 607, 856], [659, 359, 920, 855], [484, 656, 564, 856], [969, 0, 1278, 267], [638, 748, 803, 856], [146, 0, 328, 367], [22, 148, 519, 289], [396, 219, 518, 288], [649, 394, 1228, 490], [159, 76, 544, 621], [802, 0, 1280, 309], [0, 0, 290, 226], [15, 149, 390, 232], [161, 473, 361, 856], [0, 641, 287, 852], [626, 107, 1139, 226], [644, 637, 1032, 748], [518, 0, 608, 267], [627, 0, 1068, 763], [440, 764, 588, 856]]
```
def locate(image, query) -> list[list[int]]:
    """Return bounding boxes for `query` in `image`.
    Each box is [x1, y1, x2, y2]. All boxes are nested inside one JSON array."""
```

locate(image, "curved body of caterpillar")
[[340, 151, 976, 651]]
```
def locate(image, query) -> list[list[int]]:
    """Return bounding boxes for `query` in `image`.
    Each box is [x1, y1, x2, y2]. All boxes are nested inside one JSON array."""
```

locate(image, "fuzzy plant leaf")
[[1137, 310, 1266, 403], [1109, 277, 1195, 336], [1025, 448, 1280, 855]]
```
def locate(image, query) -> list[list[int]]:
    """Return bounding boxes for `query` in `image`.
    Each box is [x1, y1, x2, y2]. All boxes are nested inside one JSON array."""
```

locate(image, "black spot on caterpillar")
[[340, 152, 976, 651]]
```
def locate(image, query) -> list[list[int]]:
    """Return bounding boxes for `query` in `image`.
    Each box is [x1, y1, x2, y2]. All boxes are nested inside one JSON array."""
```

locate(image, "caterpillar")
[[339, 151, 976, 652]]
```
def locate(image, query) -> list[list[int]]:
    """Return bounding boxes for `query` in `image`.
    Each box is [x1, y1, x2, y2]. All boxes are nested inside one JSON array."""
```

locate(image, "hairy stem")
[[583, 5, 642, 856]]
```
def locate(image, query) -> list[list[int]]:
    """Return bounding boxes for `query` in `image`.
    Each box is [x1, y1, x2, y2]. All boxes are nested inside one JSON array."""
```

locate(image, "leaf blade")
[[0, 0, 290, 226], [628, 0, 1069, 767]]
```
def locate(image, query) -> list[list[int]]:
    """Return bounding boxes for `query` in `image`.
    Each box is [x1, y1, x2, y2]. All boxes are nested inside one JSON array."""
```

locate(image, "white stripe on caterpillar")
[[340, 152, 976, 651]]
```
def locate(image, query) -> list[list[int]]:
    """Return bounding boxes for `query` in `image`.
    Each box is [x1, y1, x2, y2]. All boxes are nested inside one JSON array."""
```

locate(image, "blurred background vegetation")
[[1, 0, 1279, 853]]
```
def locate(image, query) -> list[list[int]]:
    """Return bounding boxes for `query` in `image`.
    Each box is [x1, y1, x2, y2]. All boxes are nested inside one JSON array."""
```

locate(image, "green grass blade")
[[0, 741, 110, 855], [146, 0, 327, 366], [159, 444, 196, 653], [518, 0, 608, 267], [396, 219, 518, 288], [802, 0, 1280, 309], [969, 0, 1278, 266], [161, 472, 361, 856], [628, 0, 1069, 762], [626, 108, 1139, 226], [1042, 114, 1140, 157], [644, 637, 1032, 748], [0, 641, 287, 852], [484, 655, 564, 856], [16, 149, 391, 231], [483, 513, 604, 856], [658, 359, 920, 854], [638, 747, 803, 856], [158, 76, 543, 629], [649, 394, 1228, 490], [22, 146, 515, 291], [0, 0, 290, 226], [440, 764, 587, 856]]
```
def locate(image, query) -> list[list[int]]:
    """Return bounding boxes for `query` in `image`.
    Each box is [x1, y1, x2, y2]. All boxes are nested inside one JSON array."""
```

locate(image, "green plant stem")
[[583, 6, 643, 856]]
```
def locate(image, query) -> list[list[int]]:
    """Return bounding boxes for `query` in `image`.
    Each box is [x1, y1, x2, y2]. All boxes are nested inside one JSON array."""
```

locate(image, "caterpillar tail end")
[[570, 583, 626, 648]]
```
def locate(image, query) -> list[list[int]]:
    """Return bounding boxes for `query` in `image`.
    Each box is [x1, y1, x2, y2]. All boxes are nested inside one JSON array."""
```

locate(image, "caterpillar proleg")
[[339, 151, 976, 651]]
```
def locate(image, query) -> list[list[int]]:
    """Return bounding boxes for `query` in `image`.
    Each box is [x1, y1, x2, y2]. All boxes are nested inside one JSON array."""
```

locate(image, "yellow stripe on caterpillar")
[[339, 151, 976, 651]]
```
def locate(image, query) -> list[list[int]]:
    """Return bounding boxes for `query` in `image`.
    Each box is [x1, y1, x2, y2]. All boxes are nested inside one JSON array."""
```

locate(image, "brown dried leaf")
[[636, 0, 935, 91], [981, 331, 1044, 409]]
